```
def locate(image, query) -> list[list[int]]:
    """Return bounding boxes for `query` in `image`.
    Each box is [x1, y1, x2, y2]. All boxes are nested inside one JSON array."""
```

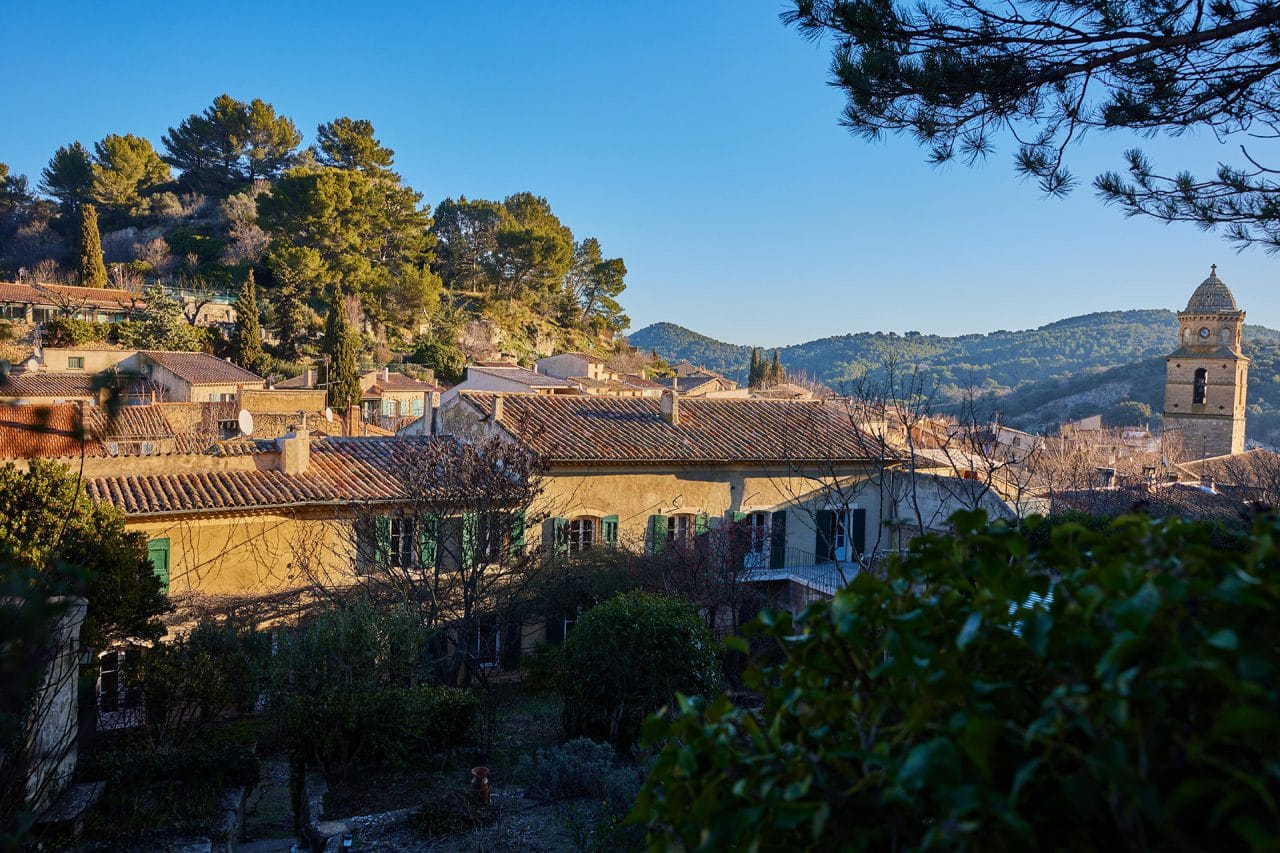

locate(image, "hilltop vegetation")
[[0, 96, 631, 378], [631, 312, 1280, 445]]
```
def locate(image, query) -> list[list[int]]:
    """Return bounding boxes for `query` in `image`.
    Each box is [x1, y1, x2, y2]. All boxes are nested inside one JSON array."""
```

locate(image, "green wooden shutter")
[[543, 517, 568, 556], [816, 509, 835, 564], [462, 513, 478, 567], [509, 511, 526, 561], [769, 511, 787, 569], [375, 515, 391, 566], [147, 538, 170, 594], [851, 508, 867, 558], [694, 512, 711, 536], [602, 515, 619, 546], [648, 514, 669, 553], [418, 514, 438, 568]]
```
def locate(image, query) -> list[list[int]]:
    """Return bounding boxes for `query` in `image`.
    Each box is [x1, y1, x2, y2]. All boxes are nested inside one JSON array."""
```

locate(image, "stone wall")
[[24, 597, 88, 817]]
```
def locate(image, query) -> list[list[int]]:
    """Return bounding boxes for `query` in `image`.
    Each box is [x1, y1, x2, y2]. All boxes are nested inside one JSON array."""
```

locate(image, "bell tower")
[[1163, 265, 1248, 459]]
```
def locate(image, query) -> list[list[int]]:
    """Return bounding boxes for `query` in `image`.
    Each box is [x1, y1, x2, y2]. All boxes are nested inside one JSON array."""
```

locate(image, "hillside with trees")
[[0, 95, 632, 384], [631, 312, 1280, 444]]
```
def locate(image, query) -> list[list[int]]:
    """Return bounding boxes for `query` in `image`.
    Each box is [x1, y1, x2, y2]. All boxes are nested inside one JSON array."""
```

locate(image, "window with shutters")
[[568, 517, 596, 553], [98, 646, 144, 730], [744, 512, 770, 568], [476, 514, 505, 562], [389, 517, 416, 568], [668, 514, 694, 541]]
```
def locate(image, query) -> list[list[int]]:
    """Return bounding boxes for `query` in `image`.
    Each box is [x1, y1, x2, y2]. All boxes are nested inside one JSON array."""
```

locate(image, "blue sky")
[[1, 1, 1274, 345]]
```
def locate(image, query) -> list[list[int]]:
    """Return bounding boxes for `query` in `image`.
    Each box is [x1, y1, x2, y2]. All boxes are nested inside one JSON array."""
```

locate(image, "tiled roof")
[[467, 365, 578, 388], [1184, 268, 1239, 313], [83, 437, 445, 515], [0, 282, 136, 311], [654, 375, 728, 393], [273, 373, 312, 389], [621, 373, 664, 390], [463, 393, 885, 464], [367, 372, 442, 393], [0, 373, 99, 398], [1051, 483, 1251, 526], [0, 404, 97, 459], [141, 351, 265, 385]]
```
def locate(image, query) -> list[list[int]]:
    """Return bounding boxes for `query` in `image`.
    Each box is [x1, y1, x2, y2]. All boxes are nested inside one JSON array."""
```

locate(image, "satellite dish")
[[324, 407, 334, 423], [237, 409, 255, 437]]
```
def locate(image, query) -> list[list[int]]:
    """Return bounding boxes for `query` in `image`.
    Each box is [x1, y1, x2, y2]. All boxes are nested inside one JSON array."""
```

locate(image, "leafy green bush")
[[41, 317, 107, 347], [267, 602, 472, 774], [382, 685, 478, 763], [560, 592, 720, 748], [133, 619, 268, 748], [88, 742, 259, 790], [635, 510, 1280, 850], [409, 338, 466, 385]]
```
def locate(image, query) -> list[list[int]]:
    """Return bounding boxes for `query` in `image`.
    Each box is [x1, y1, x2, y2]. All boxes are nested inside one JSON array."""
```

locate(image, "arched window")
[[1193, 368, 1207, 404], [568, 517, 595, 553]]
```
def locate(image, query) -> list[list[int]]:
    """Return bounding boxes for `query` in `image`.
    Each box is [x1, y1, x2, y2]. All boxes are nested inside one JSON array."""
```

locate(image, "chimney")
[[277, 428, 310, 475], [661, 390, 679, 426], [347, 403, 361, 437], [491, 394, 504, 422], [305, 367, 316, 387], [381, 366, 390, 381]]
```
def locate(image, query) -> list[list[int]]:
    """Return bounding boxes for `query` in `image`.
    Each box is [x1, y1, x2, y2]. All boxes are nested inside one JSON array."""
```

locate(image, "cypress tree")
[[77, 203, 107, 288], [769, 350, 784, 387], [231, 270, 267, 374], [323, 292, 361, 413]]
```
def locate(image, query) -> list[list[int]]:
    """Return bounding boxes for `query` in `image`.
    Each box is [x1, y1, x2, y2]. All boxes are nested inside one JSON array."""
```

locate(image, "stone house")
[[440, 390, 894, 624]]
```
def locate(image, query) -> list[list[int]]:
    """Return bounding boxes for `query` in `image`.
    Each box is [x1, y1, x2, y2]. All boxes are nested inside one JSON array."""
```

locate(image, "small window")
[[390, 517, 416, 568], [668, 514, 693, 542], [217, 419, 239, 438], [67, 356, 84, 370], [568, 518, 595, 553], [476, 514, 509, 562], [1193, 368, 1207, 404]]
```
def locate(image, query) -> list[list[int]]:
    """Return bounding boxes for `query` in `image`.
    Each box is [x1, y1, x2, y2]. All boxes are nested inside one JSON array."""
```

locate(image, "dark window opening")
[[1193, 368, 1207, 404]]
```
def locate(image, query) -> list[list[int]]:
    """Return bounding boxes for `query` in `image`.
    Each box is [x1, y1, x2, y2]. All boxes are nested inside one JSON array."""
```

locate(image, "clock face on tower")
[[1199, 326, 1212, 340]]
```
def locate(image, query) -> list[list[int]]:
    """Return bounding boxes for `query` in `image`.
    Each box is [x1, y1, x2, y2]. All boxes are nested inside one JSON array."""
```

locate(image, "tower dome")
[[1185, 265, 1238, 313]]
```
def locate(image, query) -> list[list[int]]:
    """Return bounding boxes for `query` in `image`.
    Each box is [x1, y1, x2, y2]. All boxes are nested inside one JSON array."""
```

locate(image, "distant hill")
[[629, 311, 1280, 445]]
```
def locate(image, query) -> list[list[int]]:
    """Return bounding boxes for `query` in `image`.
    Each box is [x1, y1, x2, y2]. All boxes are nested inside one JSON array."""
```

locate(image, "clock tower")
[[1163, 265, 1248, 459]]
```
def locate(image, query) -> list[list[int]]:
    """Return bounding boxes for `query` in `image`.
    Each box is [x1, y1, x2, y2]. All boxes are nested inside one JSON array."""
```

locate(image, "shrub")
[[409, 338, 466, 385], [41, 316, 106, 348], [560, 592, 720, 748], [133, 619, 267, 748], [380, 686, 478, 764], [635, 510, 1280, 850], [517, 737, 616, 801], [267, 602, 472, 774]]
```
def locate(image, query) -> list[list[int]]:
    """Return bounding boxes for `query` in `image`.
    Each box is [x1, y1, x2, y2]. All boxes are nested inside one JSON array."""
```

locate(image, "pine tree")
[[77, 203, 107, 288], [323, 292, 361, 413], [231, 270, 267, 374]]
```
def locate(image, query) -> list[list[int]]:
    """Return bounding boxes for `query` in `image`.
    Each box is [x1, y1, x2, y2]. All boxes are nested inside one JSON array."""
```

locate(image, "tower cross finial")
[[1211, 263, 1217, 276]]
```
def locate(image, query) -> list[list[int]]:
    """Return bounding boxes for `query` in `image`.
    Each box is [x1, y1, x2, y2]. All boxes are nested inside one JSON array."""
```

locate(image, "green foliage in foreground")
[[561, 591, 720, 749], [635, 511, 1280, 850]]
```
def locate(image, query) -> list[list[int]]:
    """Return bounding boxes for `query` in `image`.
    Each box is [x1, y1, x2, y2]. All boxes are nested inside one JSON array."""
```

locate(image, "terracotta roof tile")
[[83, 437, 452, 514], [0, 404, 98, 459], [141, 351, 265, 385], [0, 282, 136, 311], [0, 374, 99, 399], [463, 393, 884, 464]]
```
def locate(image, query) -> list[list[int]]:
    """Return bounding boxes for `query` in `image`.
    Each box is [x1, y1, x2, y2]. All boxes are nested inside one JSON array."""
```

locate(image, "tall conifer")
[[231, 270, 267, 374], [77, 203, 107, 288], [323, 292, 361, 414]]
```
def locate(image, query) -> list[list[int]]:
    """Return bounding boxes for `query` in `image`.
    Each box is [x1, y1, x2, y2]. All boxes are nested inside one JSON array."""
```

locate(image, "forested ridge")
[[631, 312, 1280, 445], [0, 95, 632, 382]]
